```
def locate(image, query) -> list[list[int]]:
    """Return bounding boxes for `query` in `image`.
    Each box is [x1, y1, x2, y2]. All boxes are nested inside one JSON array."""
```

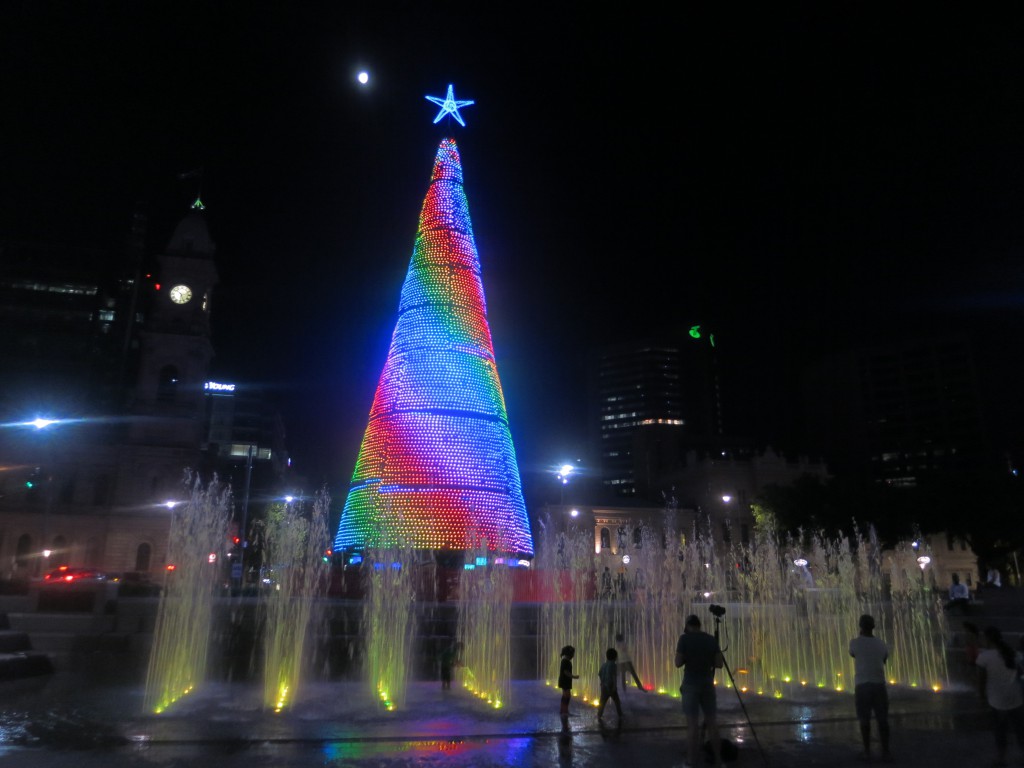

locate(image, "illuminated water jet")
[[260, 490, 330, 712], [536, 509, 947, 704], [144, 474, 231, 713], [456, 547, 513, 709], [362, 547, 416, 711]]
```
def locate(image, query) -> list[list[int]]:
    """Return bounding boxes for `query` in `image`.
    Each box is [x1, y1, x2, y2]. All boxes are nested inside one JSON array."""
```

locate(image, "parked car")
[[41, 566, 106, 584], [109, 571, 161, 597]]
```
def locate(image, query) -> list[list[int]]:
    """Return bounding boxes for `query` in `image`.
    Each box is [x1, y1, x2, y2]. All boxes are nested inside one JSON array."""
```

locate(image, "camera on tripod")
[[709, 604, 726, 617]]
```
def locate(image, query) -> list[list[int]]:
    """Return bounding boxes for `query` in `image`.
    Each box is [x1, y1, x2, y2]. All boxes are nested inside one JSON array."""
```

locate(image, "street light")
[[14, 416, 63, 575], [555, 462, 577, 509]]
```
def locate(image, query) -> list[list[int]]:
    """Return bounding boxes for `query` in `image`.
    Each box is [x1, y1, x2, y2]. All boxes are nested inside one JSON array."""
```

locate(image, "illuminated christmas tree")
[[334, 137, 534, 556]]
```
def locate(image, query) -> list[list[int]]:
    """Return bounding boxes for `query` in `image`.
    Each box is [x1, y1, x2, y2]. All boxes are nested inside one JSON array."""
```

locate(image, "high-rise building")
[[0, 230, 145, 415], [334, 138, 533, 557], [591, 343, 685, 498], [801, 334, 992, 484], [590, 331, 722, 499], [202, 378, 291, 524]]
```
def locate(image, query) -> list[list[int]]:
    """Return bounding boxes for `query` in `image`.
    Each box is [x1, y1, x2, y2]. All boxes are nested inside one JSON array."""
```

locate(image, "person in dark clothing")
[[597, 647, 623, 723], [558, 645, 579, 720], [439, 639, 460, 690], [675, 614, 723, 767]]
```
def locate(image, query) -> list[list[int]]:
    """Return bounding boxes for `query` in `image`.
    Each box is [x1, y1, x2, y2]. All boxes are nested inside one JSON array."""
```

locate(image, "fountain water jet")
[[259, 490, 330, 712], [362, 546, 416, 711], [535, 508, 948, 704], [144, 473, 231, 713], [456, 547, 513, 709]]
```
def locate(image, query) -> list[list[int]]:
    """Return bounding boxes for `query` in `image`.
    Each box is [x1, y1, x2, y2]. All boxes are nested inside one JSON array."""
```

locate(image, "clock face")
[[169, 284, 193, 304]]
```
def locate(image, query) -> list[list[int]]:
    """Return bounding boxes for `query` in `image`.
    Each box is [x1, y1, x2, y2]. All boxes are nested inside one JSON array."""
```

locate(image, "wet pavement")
[[0, 668, 1010, 767]]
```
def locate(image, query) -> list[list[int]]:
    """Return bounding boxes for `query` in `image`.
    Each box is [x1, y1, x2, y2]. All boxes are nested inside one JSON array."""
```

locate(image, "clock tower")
[[129, 200, 218, 449]]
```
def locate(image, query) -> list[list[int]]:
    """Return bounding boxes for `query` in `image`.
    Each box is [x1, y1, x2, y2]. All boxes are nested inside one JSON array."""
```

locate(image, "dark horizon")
[[4, 6, 1024, 500]]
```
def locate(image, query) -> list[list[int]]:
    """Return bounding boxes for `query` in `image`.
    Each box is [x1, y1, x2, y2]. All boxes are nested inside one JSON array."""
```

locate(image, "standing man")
[[675, 614, 723, 768], [849, 614, 892, 762]]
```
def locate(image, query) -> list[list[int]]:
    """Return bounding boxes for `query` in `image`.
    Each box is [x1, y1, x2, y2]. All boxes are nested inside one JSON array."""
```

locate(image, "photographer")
[[675, 613, 724, 768]]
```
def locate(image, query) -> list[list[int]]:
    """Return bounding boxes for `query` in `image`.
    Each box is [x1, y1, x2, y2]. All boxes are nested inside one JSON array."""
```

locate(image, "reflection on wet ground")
[[0, 670, 1006, 767]]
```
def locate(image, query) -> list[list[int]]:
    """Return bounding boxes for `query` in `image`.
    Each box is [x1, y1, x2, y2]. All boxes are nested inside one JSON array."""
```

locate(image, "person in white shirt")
[[615, 632, 645, 691], [945, 573, 970, 614], [986, 567, 1003, 588], [849, 614, 891, 762], [977, 626, 1024, 766]]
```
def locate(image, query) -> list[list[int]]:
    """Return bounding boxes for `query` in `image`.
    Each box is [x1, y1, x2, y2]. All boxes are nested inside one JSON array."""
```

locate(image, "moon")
[[357, 71, 369, 85]]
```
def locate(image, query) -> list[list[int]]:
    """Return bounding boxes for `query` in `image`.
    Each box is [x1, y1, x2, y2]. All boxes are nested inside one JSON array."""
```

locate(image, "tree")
[[754, 470, 1024, 572]]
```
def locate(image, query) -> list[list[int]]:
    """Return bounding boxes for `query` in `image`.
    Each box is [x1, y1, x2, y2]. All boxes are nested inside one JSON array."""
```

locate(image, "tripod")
[[712, 613, 770, 766]]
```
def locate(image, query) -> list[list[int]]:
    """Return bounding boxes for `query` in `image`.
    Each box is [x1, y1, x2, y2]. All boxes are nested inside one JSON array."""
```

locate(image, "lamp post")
[[236, 442, 256, 590], [19, 417, 62, 575], [719, 493, 733, 545]]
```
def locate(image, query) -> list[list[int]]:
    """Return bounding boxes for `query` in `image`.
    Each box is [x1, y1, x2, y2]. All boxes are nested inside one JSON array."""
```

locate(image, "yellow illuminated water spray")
[[144, 473, 231, 714], [260, 490, 330, 712]]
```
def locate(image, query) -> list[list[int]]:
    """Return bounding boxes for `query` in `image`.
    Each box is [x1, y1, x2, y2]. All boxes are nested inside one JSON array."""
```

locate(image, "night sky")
[[4, 5, 1024, 499]]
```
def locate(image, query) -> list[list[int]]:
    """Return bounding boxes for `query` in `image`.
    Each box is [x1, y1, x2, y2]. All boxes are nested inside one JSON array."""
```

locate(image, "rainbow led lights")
[[335, 138, 533, 556]]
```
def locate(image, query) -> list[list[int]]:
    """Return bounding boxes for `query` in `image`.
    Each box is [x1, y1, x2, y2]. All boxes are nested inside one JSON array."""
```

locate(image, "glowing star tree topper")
[[425, 84, 475, 127]]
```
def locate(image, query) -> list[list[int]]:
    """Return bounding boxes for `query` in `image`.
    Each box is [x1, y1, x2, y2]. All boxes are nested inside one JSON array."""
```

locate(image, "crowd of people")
[[434, 566, 1021, 766], [550, 597, 1024, 767]]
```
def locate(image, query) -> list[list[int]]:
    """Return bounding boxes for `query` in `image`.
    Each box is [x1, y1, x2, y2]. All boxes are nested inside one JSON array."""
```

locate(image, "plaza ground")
[[0, 663, 1009, 767], [2, 587, 1019, 766]]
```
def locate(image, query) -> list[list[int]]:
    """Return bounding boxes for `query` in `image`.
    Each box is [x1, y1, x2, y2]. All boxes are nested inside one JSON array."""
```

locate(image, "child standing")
[[558, 645, 579, 717], [598, 648, 623, 723]]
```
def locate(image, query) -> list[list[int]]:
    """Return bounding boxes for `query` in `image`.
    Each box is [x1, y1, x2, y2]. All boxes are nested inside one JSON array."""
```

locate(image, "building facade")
[[0, 203, 271, 581]]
